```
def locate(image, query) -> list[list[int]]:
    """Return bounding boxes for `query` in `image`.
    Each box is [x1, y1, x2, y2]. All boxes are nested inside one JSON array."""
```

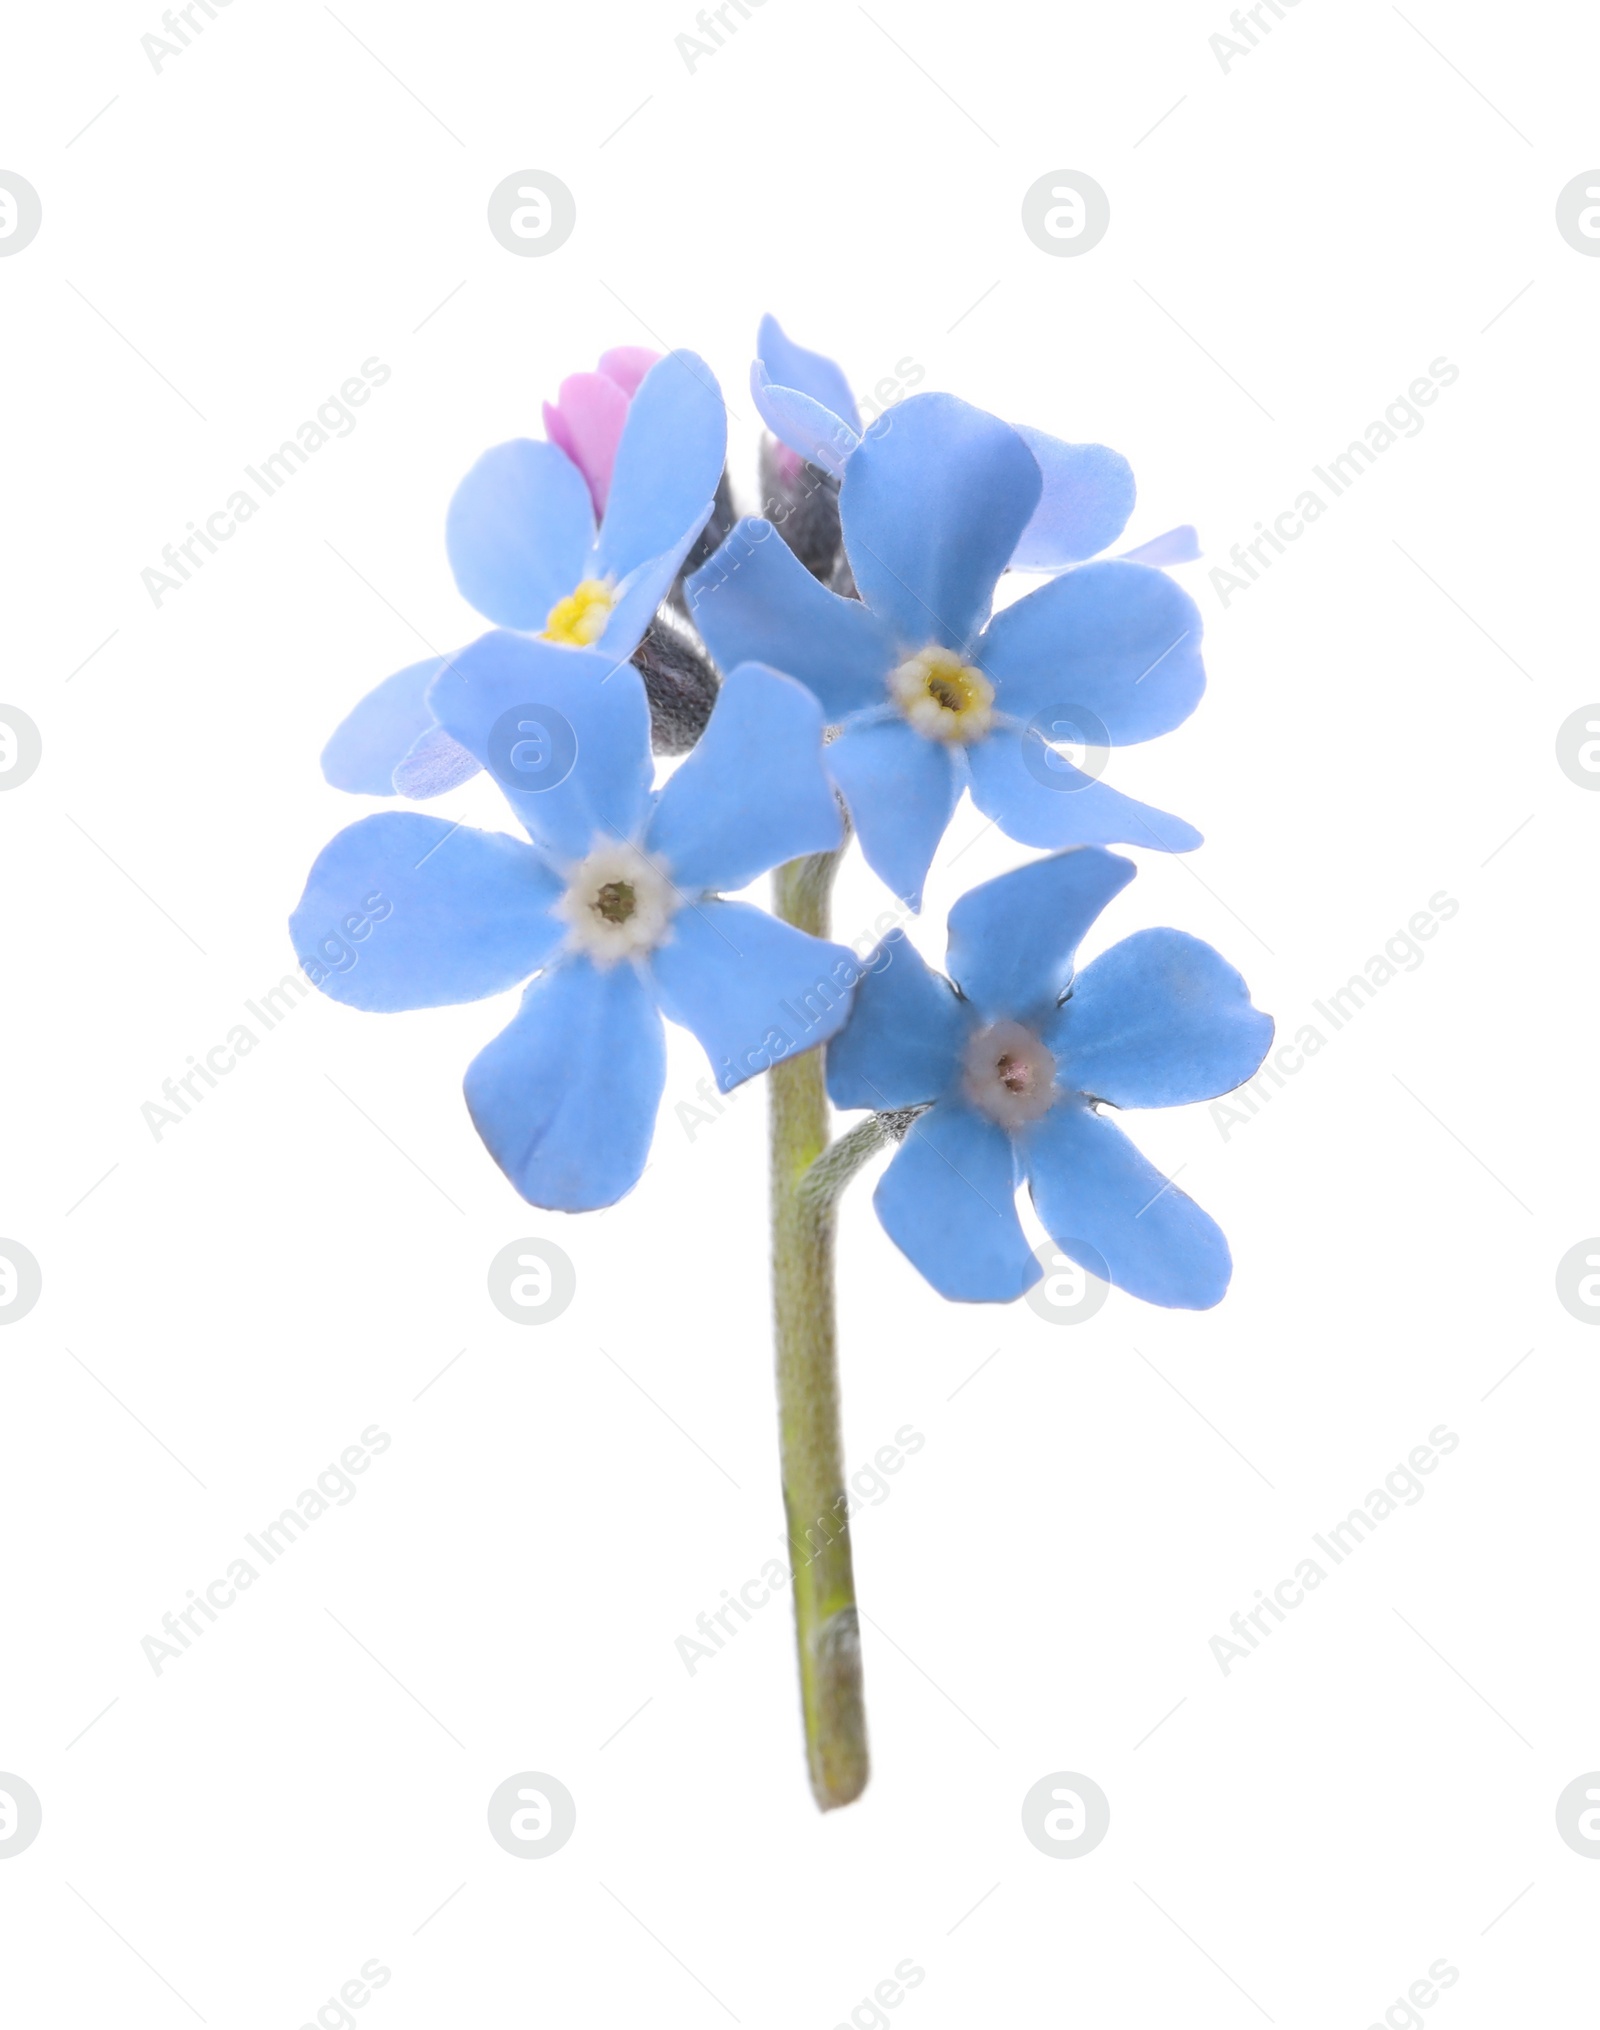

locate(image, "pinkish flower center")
[[962, 1019, 1058, 1130]]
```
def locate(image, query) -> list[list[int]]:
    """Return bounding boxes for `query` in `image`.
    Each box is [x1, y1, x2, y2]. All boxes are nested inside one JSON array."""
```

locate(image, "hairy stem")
[[770, 849, 869, 1810], [798, 1108, 927, 1218]]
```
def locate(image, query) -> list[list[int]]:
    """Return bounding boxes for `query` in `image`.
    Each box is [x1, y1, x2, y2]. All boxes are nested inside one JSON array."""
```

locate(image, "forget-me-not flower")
[[320, 348, 727, 806], [827, 847, 1272, 1307], [292, 645, 855, 1210], [688, 392, 1207, 907]]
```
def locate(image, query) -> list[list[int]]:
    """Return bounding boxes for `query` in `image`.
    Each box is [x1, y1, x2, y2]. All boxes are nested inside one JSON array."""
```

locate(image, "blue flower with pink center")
[[828, 848, 1273, 1306]]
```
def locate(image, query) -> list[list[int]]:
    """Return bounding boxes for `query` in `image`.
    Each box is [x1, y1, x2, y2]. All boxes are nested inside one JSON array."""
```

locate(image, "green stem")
[[770, 849, 869, 1810], [798, 1108, 927, 1217]]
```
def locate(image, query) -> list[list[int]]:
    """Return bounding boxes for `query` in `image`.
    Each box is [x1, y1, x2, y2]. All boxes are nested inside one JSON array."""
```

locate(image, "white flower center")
[[962, 1019, 1058, 1130], [556, 839, 677, 967]]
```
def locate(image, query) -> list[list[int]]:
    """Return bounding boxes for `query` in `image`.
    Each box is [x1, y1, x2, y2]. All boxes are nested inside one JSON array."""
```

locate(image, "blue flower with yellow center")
[[320, 348, 727, 805], [688, 392, 1208, 907]]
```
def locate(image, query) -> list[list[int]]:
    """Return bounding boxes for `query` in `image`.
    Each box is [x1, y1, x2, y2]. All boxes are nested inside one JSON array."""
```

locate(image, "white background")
[[2, 0, 1598, 2023]]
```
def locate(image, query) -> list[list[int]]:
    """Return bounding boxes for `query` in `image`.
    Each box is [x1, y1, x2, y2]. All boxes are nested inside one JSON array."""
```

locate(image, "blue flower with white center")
[[290, 648, 855, 1210], [688, 391, 1207, 908], [828, 849, 1272, 1308], [750, 312, 1198, 573], [320, 348, 728, 804]]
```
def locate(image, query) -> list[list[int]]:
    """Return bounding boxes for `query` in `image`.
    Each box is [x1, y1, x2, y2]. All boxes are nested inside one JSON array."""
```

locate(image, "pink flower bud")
[[542, 347, 663, 515]]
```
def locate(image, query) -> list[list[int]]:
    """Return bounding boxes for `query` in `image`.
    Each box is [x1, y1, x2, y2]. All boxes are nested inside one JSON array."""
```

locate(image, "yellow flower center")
[[888, 647, 994, 743], [542, 577, 615, 647]]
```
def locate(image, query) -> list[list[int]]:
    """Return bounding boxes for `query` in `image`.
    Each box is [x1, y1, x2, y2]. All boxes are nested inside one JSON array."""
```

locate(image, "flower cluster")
[[291, 321, 1271, 1309]]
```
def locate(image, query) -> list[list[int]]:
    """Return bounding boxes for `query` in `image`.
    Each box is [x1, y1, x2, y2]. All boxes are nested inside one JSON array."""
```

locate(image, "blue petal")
[[644, 664, 842, 893], [1021, 1100, 1232, 1309], [446, 439, 595, 631], [597, 540, 695, 659], [944, 848, 1135, 1024], [392, 724, 482, 800], [289, 812, 563, 1012], [593, 349, 727, 585], [826, 927, 971, 1112], [873, 1101, 1038, 1303], [687, 519, 895, 721], [839, 394, 1041, 652], [750, 360, 858, 479], [648, 900, 858, 1093], [825, 715, 957, 909], [1122, 525, 1200, 566], [464, 958, 665, 1210], [1047, 929, 1273, 1108], [1010, 429, 1136, 571], [321, 658, 447, 797], [966, 725, 1203, 855], [978, 559, 1205, 742], [427, 631, 653, 862], [756, 314, 862, 432]]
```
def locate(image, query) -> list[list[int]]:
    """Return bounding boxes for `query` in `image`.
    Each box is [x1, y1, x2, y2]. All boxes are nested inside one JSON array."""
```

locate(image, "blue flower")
[[827, 849, 1272, 1307], [688, 392, 1207, 907], [291, 648, 854, 1209], [749, 314, 864, 480], [320, 348, 728, 805], [750, 313, 1198, 572]]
